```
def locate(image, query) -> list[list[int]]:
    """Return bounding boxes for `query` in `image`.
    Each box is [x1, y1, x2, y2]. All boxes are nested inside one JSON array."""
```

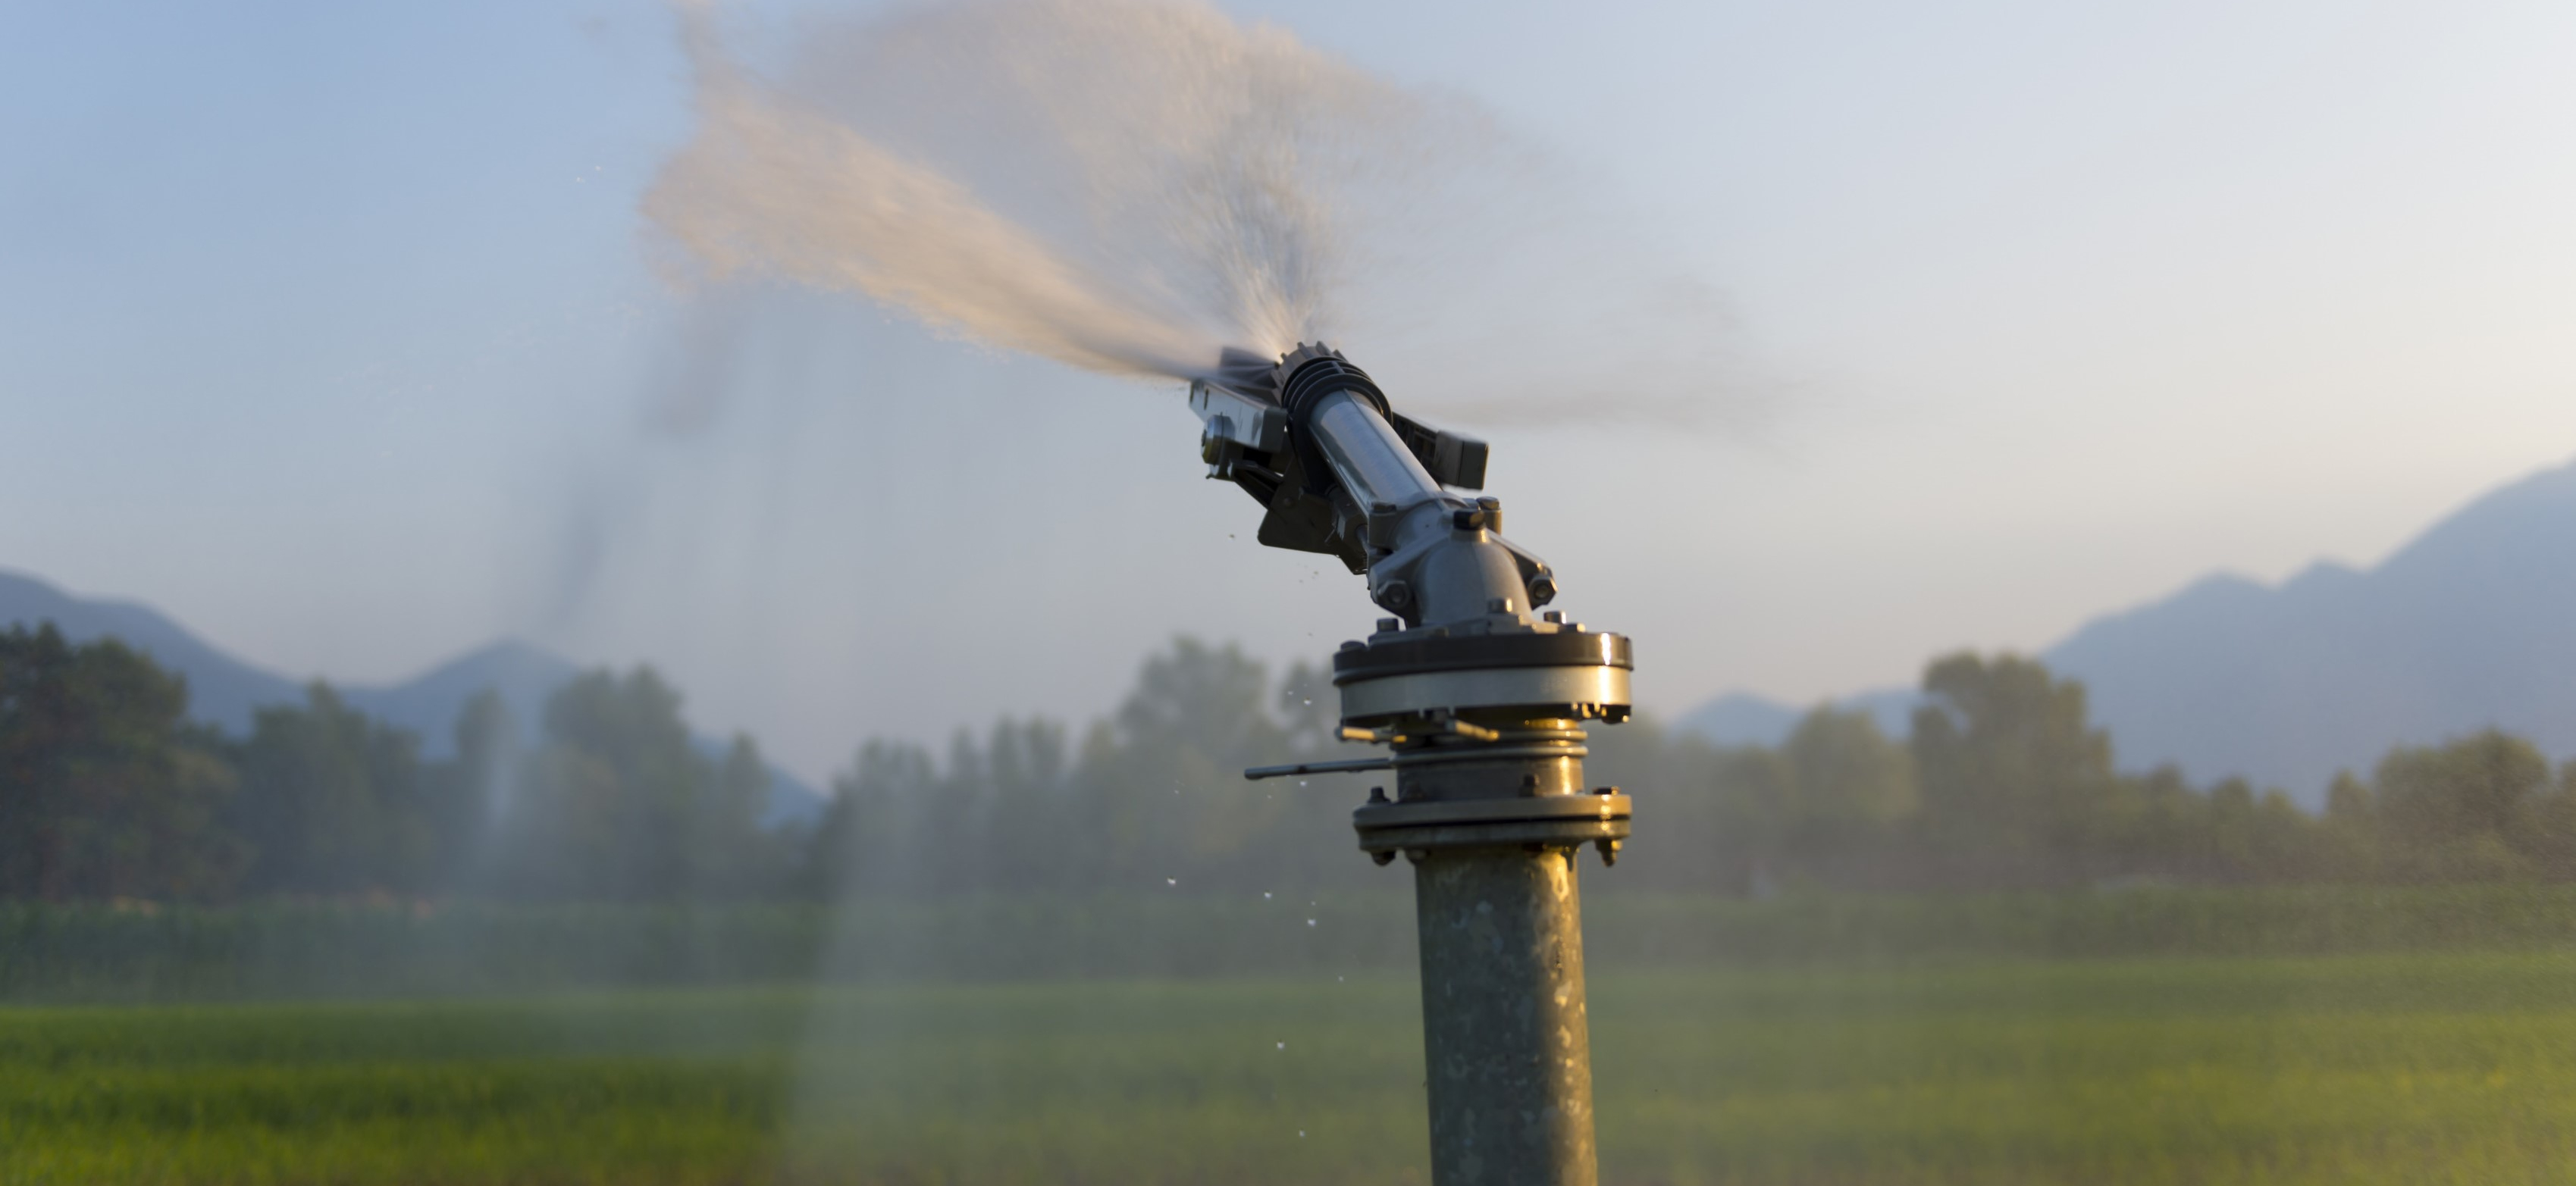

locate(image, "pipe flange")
[[1355, 792, 1631, 855], [1332, 630, 1632, 682], [1334, 627, 1634, 724], [1357, 817, 1632, 856], [1356, 792, 1630, 831]]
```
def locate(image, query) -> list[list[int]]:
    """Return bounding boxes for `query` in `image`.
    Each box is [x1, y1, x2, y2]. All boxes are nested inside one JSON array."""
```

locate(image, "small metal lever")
[[1243, 756, 1398, 781]]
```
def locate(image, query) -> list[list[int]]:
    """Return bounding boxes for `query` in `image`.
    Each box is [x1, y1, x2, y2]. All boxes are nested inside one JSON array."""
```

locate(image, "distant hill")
[[1682, 455, 2576, 804], [0, 571, 303, 734], [335, 640, 581, 756], [0, 571, 824, 825], [2047, 455, 2576, 801]]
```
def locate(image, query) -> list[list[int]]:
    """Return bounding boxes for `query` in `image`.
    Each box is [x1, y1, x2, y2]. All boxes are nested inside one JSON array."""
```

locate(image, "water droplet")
[[1306, 918, 1317, 927], [1264, 892, 1273, 900], [1276, 1041, 1286, 1050], [1167, 878, 1178, 886]]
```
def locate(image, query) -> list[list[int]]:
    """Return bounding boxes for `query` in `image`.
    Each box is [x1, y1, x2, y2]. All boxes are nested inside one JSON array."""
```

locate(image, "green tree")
[[1710, 744, 1794, 893], [809, 637, 1368, 900], [978, 718, 1073, 893], [230, 684, 431, 895], [807, 737, 941, 899], [1782, 706, 1916, 831], [0, 624, 243, 901], [2205, 778, 2260, 874], [502, 668, 774, 901], [2525, 762, 2576, 879], [2305, 770, 2383, 882], [1083, 638, 1298, 888], [1910, 652, 2117, 882], [2371, 731, 2550, 882], [421, 688, 519, 890], [1584, 718, 1740, 893]]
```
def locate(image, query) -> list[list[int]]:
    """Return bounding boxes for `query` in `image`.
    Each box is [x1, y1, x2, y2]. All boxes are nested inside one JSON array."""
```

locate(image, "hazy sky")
[[6, 1, 2573, 781]]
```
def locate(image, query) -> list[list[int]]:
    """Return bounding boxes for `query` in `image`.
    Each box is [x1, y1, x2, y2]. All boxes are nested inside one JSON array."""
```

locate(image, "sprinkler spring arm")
[[1190, 343, 1556, 628]]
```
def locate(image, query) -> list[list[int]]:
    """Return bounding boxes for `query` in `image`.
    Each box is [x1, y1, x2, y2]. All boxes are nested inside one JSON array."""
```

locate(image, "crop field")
[[10, 949, 2576, 1184]]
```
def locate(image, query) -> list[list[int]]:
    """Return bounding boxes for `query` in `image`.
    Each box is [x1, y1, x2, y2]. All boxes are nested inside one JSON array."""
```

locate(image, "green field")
[[10, 950, 2576, 1184]]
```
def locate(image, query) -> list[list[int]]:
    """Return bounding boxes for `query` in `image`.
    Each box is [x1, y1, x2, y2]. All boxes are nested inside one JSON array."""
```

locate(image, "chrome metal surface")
[[1338, 665, 1633, 721], [1308, 387, 1446, 515], [1188, 378, 1288, 452]]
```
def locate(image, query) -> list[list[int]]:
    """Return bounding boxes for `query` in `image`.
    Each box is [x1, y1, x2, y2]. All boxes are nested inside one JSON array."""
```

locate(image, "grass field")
[[20, 884, 2576, 1001], [10, 950, 2576, 1184]]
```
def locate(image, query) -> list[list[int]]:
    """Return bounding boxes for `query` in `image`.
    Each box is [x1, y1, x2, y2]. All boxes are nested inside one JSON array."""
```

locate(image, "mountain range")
[[1684, 454, 2576, 804], [16, 451, 2576, 815], [0, 571, 824, 825]]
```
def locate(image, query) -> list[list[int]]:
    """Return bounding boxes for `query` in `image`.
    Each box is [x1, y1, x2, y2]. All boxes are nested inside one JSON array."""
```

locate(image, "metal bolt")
[[1528, 574, 1559, 606], [1487, 596, 1515, 614], [1595, 837, 1622, 866], [1376, 617, 1399, 633], [1368, 786, 1390, 804], [1543, 610, 1564, 624], [1378, 580, 1412, 609], [1372, 850, 1397, 866]]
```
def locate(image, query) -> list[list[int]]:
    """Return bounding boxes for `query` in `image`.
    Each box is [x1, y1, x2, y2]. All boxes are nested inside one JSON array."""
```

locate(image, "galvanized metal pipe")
[[1412, 846, 1599, 1186]]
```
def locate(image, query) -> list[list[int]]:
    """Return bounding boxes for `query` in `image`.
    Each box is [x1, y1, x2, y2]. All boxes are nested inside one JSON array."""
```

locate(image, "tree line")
[[0, 624, 788, 903], [6, 621, 2574, 903], [1586, 653, 2576, 894]]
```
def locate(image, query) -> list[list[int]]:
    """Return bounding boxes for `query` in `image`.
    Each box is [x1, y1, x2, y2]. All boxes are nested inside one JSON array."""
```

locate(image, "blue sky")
[[6, 1, 2574, 780]]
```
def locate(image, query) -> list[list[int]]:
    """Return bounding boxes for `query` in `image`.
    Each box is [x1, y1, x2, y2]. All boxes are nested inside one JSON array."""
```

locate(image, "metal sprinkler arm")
[[1190, 343, 1634, 1186], [1189, 344, 1553, 629]]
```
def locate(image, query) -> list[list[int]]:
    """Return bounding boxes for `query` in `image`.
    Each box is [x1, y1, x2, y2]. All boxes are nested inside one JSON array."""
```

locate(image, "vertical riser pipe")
[[1413, 848, 1599, 1186]]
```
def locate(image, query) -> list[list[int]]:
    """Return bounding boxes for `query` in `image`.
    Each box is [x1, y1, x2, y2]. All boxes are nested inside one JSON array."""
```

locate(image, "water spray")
[[1207, 344, 1632, 1186], [651, 8, 1671, 1169]]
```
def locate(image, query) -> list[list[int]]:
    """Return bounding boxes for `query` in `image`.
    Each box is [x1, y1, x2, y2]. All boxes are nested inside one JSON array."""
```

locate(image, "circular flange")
[[1354, 792, 1631, 854], [1355, 792, 1631, 831], [1355, 817, 1632, 856], [1340, 665, 1631, 722], [1334, 629, 1634, 722], [1331, 630, 1632, 684]]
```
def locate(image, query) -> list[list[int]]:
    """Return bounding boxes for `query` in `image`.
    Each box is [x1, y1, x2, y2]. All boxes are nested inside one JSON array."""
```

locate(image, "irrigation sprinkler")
[[1204, 344, 1632, 1186]]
